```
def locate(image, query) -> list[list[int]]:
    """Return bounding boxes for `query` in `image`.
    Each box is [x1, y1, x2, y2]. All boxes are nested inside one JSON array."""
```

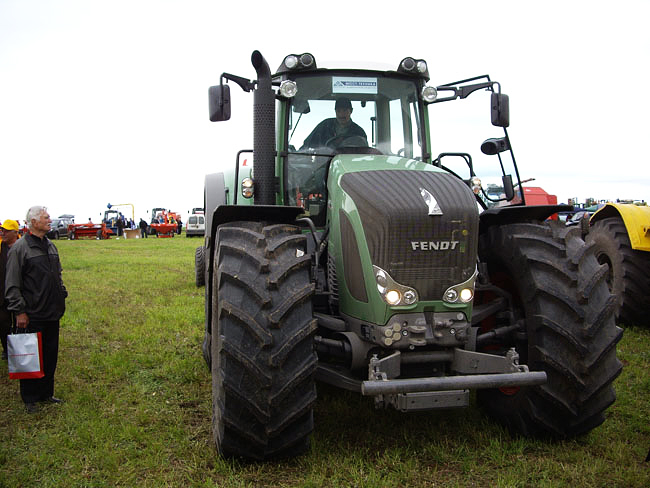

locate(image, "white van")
[[186, 213, 205, 237]]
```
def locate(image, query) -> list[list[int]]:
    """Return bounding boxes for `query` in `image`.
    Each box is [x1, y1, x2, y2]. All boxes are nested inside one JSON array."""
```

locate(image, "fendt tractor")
[[199, 51, 623, 460]]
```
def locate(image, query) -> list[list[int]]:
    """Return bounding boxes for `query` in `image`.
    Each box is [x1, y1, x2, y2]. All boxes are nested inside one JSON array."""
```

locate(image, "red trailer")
[[150, 222, 176, 238], [68, 222, 113, 240]]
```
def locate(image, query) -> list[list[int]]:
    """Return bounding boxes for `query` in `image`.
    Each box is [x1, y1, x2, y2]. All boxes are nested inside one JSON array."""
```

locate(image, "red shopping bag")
[[7, 331, 45, 379]]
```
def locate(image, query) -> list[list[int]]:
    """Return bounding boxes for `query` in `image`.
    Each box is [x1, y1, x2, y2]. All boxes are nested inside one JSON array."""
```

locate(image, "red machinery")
[[68, 222, 113, 240], [509, 186, 560, 220], [150, 210, 179, 238]]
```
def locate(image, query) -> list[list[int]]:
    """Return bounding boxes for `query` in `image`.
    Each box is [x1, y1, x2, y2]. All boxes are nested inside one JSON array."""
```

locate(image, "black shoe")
[[25, 403, 39, 413], [43, 396, 64, 404]]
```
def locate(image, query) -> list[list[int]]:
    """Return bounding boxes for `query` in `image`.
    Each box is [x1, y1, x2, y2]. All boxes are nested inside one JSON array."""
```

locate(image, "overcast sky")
[[1, 0, 649, 223]]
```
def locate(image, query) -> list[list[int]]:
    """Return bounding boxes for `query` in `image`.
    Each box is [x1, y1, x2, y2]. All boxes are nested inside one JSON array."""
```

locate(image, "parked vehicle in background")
[[565, 210, 591, 226], [102, 209, 122, 236], [186, 213, 205, 237], [47, 216, 74, 239]]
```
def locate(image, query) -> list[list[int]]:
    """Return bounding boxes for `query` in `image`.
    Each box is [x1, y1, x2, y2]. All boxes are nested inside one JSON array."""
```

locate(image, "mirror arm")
[[432, 81, 496, 103], [220, 72, 256, 93]]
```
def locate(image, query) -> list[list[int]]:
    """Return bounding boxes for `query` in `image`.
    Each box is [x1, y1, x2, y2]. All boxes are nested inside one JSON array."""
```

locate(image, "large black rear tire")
[[586, 216, 650, 326], [477, 222, 623, 437], [211, 222, 316, 460]]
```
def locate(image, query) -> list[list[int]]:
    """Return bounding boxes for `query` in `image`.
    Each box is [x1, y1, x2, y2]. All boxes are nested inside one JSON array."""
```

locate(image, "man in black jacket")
[[5, 206, 67, 413], [139, 218, 148, 238], [301, 97, 368, 149]]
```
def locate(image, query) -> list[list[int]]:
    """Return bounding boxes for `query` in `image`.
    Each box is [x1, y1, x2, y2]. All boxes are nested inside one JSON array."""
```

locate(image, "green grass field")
[[1, 236, 648, 487]]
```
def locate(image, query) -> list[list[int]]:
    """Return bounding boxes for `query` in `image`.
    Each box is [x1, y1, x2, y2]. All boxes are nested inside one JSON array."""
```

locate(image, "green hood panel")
[[326, 155, 478, 325]]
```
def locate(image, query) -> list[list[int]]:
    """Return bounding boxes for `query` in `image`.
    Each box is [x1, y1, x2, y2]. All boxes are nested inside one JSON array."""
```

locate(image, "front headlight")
[[280, 80, 298, 98], [241, 178, 254, 199], [385, 290, 401, 306], [284, 55, 298, 69], [374, 265, 418, 307], [443, 269, 478, 304], [459, 288, 474, 303], [470, 176, 482, 195], [282, 53, 316, 71], [422, 85, 438, 103]]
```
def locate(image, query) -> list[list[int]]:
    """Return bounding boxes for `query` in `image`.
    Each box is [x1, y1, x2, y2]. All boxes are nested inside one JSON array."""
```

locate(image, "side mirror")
[[209, 84, 231, 122], [293, 99, 311, 114], [502, 175, 515, 200], [480, 137, 511, 155], [491, 92, 509, 127]]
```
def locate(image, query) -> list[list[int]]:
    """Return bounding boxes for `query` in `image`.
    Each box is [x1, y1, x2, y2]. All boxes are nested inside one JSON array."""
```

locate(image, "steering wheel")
[[325, 135, 369, 149]]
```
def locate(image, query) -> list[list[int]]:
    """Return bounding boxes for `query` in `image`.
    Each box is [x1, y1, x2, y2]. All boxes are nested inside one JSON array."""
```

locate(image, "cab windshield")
[[286, 73, 424, 158], [284, 73, 424, 224]]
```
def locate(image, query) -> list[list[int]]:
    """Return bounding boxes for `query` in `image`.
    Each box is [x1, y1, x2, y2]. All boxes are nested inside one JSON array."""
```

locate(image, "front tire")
[[477, 222, 623, 437], [211, 222, 316, 460], [586, 216, 650, 326]]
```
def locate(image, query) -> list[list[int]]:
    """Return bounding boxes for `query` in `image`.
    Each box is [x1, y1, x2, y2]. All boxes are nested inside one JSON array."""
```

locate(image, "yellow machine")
[[588, 203, 650, 326]]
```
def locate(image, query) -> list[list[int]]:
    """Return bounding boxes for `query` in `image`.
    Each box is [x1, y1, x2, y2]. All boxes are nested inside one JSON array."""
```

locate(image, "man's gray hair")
[[26, 206, 48, 229]]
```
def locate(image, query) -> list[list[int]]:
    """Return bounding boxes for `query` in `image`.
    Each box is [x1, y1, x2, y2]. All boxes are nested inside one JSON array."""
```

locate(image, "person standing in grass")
[[0, 219, 21, 360], [139, 218, 148, 238], [5, 206, 67, 413]]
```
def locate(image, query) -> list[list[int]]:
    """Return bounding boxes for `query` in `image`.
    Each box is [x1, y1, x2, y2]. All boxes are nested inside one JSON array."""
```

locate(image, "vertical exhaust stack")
[[251, 51, 276, 206]]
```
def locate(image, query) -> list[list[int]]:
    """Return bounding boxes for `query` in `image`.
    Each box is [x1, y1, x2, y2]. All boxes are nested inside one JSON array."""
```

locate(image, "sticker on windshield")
[[332, 77, 378, 95]]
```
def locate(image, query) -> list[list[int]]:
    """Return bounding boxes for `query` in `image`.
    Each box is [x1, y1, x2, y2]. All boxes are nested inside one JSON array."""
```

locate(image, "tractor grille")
[[340, 170, 479, 301]]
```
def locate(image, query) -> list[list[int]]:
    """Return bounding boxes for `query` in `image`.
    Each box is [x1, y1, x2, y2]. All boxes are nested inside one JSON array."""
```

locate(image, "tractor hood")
[[327, 154, 480, 323]]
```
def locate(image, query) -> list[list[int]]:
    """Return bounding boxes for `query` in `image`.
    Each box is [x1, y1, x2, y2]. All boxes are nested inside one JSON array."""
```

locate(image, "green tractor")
[[200, 51, 623, 460]]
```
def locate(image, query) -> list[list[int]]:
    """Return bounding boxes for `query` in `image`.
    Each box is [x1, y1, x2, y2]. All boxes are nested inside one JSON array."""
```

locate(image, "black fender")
[[203, 202, 304, 335], [479, 204, 573, 234], [204, 172, 227, 244]]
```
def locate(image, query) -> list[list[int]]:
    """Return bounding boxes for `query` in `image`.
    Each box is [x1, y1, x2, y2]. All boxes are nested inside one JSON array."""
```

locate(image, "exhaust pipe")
[[251, 50, 275, 206]]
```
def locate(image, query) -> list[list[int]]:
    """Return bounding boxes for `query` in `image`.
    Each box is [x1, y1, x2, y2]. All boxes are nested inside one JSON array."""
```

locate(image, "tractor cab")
[[209, 53, 522, 228], [279, 64, 429, 226]]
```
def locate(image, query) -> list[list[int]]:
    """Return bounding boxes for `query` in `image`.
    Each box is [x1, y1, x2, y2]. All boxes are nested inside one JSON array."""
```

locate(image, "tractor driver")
[[301, 97, 368, 150]]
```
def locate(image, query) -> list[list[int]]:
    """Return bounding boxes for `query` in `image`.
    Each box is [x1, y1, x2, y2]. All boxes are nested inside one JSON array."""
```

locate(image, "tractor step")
[[393, 390, 469, 411]]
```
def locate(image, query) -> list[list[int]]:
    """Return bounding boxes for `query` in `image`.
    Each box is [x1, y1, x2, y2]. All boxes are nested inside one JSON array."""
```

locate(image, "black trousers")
[[19, 320, 60, 404]]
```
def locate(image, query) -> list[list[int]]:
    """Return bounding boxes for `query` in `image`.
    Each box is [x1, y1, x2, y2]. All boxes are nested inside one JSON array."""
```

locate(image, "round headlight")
[[459, 288, 474, 303], [280, 80, 298, 98], [422, 85, 438, 103], [401, 58, 415, 71], [385, 290, 401, 306], [417, 60, 427, 73], [284, 55, 298, 69], [241, 178, 254, 199], [444, 289, 458, 302], [403, 290, 417, 305], [300, 53, 314, 67], [470, 176, 482, 195]]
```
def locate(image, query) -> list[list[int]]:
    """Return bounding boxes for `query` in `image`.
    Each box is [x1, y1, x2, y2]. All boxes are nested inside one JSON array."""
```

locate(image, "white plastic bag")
[[7, 332, 44, 379]]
